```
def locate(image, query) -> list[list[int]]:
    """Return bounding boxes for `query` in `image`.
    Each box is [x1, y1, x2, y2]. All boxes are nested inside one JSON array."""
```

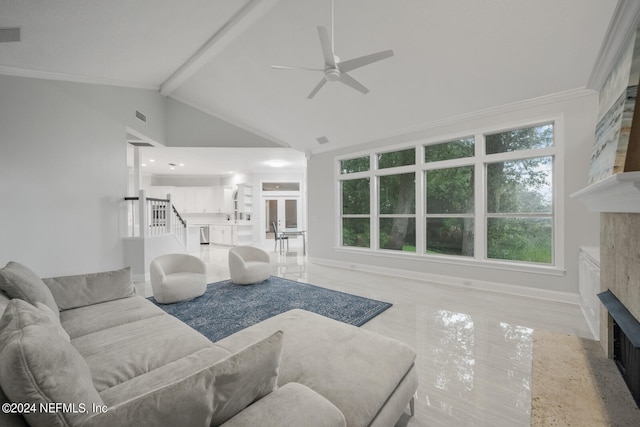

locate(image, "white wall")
[[307, 93, 600, 298], [0, 75, 165, 277], [224, 170, 306, 244], [165, 97, 280, 148]]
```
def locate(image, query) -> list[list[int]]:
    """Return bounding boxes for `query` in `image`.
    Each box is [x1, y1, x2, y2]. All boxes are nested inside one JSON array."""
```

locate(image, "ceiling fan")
[[272, 0, 394, 99]]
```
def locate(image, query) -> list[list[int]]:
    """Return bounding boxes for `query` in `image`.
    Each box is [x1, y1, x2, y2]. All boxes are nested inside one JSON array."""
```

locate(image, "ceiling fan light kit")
[[272, 0, 394, 99]]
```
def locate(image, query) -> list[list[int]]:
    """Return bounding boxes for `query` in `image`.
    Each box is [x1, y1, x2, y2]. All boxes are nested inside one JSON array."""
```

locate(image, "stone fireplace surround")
[[600, 212, 640, 405], [572, 171, 640, 405], [600, 212, 640, 356]]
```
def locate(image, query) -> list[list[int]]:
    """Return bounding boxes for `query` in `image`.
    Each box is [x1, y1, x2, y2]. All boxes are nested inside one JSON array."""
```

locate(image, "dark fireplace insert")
[[599, 290, 640, 407]]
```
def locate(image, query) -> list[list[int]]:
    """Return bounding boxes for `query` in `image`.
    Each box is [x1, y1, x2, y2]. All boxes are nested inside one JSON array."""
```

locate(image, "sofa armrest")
[[221, 383, 346, 427], [43, 267, 136, 310]]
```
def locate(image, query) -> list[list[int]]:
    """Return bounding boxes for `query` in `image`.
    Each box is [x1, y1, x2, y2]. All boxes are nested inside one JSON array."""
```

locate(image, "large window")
[[340, 156, 370, 248], [337, 122, 558, 268], [425, 138, 475, 257], [485, 125, 553, 263], [379, 172, 416, 251]]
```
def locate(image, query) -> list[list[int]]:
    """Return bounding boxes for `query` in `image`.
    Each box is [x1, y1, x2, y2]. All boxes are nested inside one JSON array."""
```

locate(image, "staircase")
[[123, 190, 192, 281]]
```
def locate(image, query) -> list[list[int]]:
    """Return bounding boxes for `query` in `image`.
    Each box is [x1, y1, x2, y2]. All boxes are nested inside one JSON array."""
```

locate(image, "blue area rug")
[[149, 276, 392, 342]]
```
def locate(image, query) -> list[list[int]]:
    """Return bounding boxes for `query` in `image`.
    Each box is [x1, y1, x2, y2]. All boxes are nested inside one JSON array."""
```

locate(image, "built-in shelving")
[[234, 184, 254, 245], [579, 246, 600, 340]]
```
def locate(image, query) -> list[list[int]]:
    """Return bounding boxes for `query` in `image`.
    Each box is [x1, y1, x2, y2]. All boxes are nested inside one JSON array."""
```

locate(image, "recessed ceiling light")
[[179, 163, 185, 167], [141, 163, 147, 167], [149, 159, 155, 163], [267, 160, 286, 168]]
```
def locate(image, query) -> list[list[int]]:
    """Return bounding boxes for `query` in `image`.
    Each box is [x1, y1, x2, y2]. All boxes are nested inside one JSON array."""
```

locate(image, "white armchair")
[[150, 253, 207, 303], [228, 246, 271, 285]]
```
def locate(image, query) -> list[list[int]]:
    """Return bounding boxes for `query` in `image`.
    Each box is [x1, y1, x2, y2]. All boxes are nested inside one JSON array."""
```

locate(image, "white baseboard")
[[309, 257, 580, 305]]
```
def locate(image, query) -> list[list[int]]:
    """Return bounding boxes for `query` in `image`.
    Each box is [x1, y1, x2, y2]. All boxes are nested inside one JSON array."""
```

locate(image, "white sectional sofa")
[[0, 262, 418, 426]]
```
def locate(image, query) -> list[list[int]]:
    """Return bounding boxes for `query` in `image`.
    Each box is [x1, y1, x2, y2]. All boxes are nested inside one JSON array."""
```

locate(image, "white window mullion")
[[474, 133, 486, 261], [414, 145, 424, 254], [335, 161, 343, 248], [370, 155, 378, 250], [416, 168, 426, 254]]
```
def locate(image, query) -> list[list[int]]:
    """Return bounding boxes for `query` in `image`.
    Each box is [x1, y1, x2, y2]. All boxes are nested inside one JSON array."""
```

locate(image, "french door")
[[265, 198, 299, 238]]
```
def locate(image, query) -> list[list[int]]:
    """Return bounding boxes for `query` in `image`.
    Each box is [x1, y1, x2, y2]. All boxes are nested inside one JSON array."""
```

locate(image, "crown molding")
[[311, 87, 596, 155], [587, 0, 640, 91], [0, 65, 159, 90]]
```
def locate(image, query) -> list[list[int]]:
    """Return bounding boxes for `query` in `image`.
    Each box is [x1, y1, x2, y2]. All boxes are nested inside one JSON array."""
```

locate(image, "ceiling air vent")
[[128, 142, 154, 147], [135, 110, 147, 123], [0, 27, 20, 43], [316, 136, 329, 145]]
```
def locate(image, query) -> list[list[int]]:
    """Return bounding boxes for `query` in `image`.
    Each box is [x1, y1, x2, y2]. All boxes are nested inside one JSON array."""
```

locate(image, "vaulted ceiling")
[[0, 0, 619, 156]]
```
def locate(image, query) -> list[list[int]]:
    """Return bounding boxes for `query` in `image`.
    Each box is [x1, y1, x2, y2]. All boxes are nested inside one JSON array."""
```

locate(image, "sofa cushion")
[[216, 309, 417, 427], [59, 295, 165, 339], [79, 333, 282, 427], [0, 290, 10, 317], [0, 262, 58, 318], [0, 386, 29, 427], [97, 347, 232, 407], [221, 382, 346, 427], [43, 267, 136, 310], [34, 302, 70, 342], [210, 330, 283, 425], [0, 299, 103, 427], [71, 311, 216, 391]]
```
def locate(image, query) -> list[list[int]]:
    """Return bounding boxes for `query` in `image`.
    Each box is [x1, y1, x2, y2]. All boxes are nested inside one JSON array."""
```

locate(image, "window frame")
[[339, 156, 372, 249], [335, 116, 565, 275]]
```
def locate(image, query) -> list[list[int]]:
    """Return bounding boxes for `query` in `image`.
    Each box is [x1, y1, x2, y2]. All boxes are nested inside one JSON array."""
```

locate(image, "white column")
[[139, 189, 147, 237], [133, 146, 142, 195]]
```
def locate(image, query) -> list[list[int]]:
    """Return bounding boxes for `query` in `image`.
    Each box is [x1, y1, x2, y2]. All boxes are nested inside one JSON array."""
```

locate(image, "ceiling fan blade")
[[272, 65, 324, 72], [338, 72, 369, 95], [338, 50, 394, 73], [307, 78, 328, 99], [317, 26, 336, 68]]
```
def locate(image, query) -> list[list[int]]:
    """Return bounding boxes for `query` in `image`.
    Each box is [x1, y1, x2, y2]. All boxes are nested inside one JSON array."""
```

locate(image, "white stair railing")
[[124, 190, 188, 248]]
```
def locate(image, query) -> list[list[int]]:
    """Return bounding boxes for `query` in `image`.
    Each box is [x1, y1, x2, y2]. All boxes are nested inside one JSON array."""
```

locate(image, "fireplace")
[[571, 175, 640, 410], [599, 290, 640, 407]]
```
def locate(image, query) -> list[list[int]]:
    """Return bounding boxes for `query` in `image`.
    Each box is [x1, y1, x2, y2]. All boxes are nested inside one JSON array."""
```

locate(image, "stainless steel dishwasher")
[[199, 226, 209, 245]]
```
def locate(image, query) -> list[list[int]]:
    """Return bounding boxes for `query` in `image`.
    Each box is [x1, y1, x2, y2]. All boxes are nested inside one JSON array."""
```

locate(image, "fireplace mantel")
[[571, 171, 640, 212]]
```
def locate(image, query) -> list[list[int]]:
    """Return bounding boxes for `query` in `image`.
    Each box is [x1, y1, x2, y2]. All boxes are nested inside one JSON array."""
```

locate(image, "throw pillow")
[[0, 262, 59, 319], [34, 302, 70, 342], [42, 267, 136, 310], [210, 330, 284, 425], [0, 291, 9, 317], [0, 299, 104, 427]]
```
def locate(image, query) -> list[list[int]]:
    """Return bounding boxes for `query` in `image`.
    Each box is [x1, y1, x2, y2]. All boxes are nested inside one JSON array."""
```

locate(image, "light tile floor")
[[136, 243, 592, 427]]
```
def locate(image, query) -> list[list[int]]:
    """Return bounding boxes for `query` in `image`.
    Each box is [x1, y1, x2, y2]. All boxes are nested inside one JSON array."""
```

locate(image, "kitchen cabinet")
[[236, 224, 253, 245], [209, 224, 234, 245], [150, 186, 233, 214], [212, 187, 233, 213]]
